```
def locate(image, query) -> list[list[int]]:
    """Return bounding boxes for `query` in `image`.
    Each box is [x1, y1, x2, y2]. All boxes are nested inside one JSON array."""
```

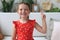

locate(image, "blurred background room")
[[0, 0, 60, 40]]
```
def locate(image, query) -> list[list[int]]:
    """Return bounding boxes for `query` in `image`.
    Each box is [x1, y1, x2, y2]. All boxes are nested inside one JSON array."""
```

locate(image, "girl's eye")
[[25, 9, 28, 11], [20, 9, 22, 11], [19, 9, 29, 11]]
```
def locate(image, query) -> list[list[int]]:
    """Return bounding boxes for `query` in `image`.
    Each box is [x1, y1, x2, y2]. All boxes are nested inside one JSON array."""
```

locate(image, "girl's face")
[[17, 4, 30, 19]]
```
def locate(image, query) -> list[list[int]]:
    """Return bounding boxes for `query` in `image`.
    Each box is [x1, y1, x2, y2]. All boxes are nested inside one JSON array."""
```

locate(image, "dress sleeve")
[[30, 19, 36, 27], [13, 21, 17, 28], [13, 21, 15, 23], [33, 20, 36, 26]]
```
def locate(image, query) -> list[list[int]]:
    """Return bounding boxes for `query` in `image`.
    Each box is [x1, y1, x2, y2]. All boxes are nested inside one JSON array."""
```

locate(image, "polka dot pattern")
[[13, 20, 35, 40]]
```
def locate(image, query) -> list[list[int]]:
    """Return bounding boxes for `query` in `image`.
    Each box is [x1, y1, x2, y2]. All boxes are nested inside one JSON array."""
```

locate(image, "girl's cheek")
[[25, 10, 28, 13]]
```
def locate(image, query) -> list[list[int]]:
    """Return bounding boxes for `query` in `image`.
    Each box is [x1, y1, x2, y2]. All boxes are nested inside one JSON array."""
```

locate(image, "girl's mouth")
[[21, 13, 26, 15]]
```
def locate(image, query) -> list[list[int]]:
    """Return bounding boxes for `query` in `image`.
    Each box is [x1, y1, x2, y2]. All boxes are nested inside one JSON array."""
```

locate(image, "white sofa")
[[3, 36, 47, 40], [0, 12, 60, 40]]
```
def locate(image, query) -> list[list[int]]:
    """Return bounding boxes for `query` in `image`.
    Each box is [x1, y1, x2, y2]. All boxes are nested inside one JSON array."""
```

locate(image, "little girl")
[[12, 2, 47, 40]]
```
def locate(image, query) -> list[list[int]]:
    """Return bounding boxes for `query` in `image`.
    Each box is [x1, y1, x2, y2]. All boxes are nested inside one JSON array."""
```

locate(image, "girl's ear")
[[16, 5, 19, 13], [17, 8, 19, 14], [29, 10, 30, 13], [16, 9, 18, 13], [28, 10, 30, 14], [17, 10, 20, 15], [17, 9, 18, 13]]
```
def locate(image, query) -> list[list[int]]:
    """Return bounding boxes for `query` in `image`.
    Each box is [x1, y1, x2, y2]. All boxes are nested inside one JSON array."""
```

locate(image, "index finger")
[[40, 10, 44, 15]]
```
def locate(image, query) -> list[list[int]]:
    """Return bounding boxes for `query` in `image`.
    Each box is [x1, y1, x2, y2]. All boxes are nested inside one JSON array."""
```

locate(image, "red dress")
[[13, 20, 36, 40]]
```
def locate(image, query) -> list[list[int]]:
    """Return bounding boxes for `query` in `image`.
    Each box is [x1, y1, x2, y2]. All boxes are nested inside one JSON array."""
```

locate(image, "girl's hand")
[[40, 10, 46, 20]]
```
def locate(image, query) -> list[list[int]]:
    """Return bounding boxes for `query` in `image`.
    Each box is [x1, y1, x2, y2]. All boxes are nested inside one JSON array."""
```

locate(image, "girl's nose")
[[22, 9, 25, 13]]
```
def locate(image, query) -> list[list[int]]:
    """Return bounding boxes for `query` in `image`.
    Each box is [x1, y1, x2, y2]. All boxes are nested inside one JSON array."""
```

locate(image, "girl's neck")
[[19, 18, 29, 23]]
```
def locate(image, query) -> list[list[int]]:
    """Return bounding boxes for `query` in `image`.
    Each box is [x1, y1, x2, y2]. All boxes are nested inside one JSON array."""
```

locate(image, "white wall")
[[0, 12, 60, 37]]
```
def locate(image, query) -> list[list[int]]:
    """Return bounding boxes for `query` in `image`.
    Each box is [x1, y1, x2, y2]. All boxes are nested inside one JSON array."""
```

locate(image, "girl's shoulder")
[[29, 19, 36, 22], [29, 19, 36, 24], [29, 19, 36, 26], [13, 20, 19, 24]]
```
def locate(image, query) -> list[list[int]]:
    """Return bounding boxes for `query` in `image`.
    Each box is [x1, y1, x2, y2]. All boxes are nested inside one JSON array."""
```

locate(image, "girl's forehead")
[[19, 4, 28, 7], [18, 4, 29, 9]]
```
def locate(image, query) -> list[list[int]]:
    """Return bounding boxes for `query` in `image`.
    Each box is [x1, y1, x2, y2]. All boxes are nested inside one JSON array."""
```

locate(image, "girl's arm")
[[12, 24, 16, 40], [35, 12, 47, 34]]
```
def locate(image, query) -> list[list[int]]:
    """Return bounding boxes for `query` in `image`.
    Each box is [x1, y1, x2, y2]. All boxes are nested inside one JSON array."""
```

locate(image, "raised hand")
[[40, 10, 46, 20]]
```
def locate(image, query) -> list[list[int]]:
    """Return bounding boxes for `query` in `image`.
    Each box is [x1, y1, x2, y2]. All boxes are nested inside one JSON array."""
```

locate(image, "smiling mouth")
[[21, 13, 26, 15]]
